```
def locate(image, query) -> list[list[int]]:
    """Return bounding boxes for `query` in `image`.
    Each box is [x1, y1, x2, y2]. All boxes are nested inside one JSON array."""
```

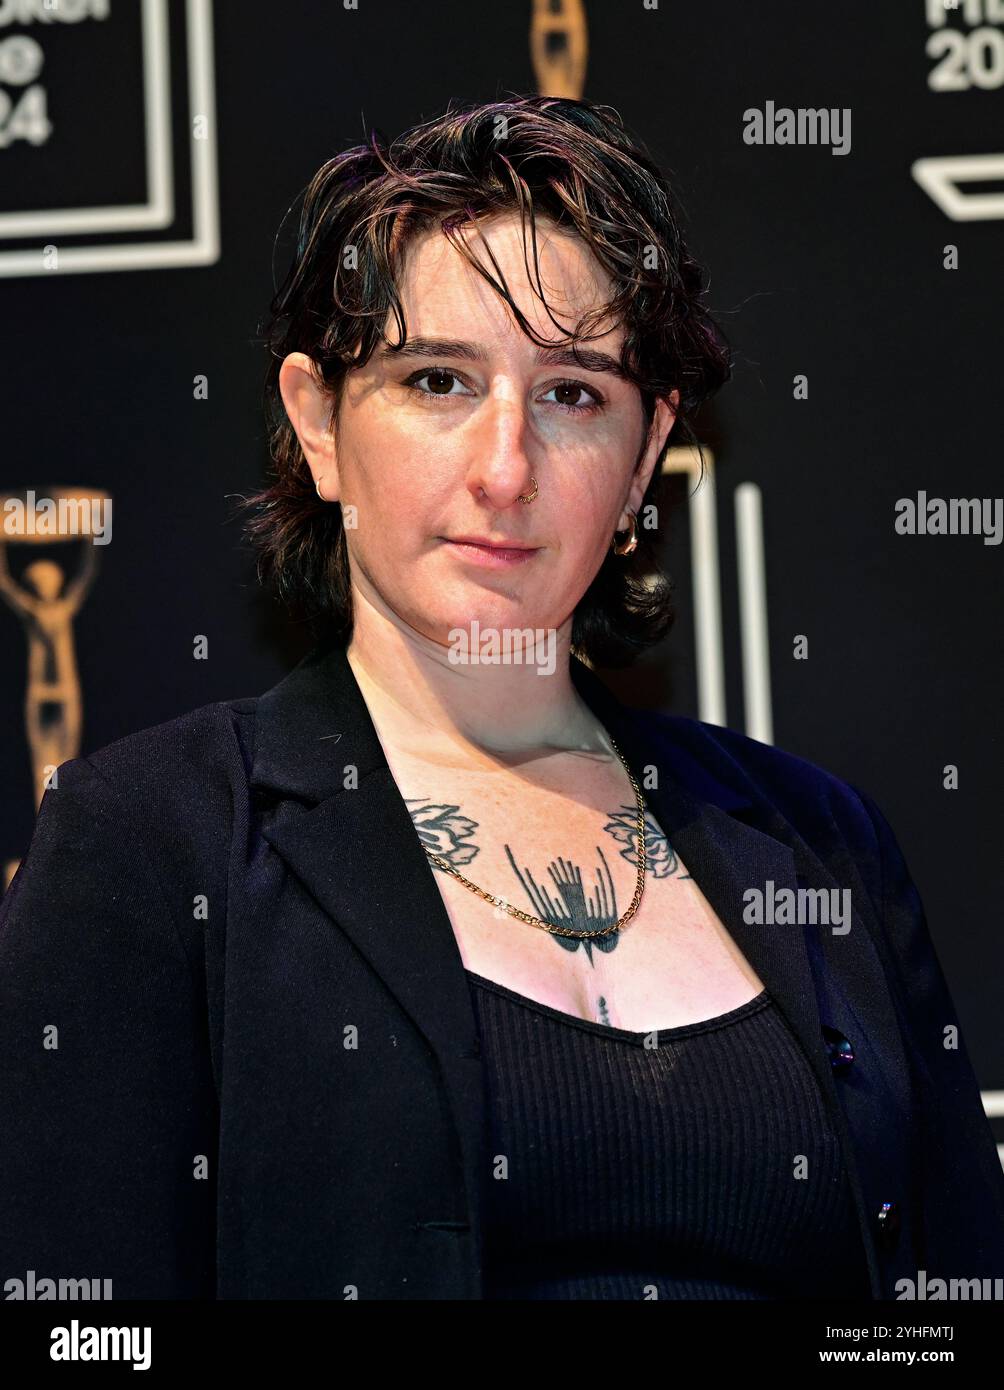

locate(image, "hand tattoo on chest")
[[405, 798, 691, 962]]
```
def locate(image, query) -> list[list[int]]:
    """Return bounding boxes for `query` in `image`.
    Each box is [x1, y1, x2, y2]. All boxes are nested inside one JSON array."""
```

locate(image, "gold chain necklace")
[[421, 733, 647, 939]]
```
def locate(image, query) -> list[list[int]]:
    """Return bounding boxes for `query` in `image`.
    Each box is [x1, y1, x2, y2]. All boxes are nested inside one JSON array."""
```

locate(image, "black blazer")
[[2, 638, 1003, 1300]]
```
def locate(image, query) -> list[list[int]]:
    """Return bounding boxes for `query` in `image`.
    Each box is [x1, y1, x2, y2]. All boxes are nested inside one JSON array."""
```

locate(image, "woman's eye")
[[403, 366, 472, 400], [404, 368, 471, 400], [540, 381, 604, 414], [404, 369, 603, 415]]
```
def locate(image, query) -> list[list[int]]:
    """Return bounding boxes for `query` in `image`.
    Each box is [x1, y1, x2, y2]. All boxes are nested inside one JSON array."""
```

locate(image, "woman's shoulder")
[[577, 658, 875, 843], [76, 694, 256, 806], [3, 695, 262, 955], [634, 707, 925, 933], [634, 708, 913, 939], [35, 695, 263, 888], [631, 705, 876, 839]]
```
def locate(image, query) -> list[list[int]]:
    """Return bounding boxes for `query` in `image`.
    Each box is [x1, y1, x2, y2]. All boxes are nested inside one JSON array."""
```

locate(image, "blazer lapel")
[[250, 639, 491, 1257]]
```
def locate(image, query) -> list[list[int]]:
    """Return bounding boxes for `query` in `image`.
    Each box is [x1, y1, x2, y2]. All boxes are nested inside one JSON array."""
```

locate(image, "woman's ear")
[[621, 389, 679, 525], [278, 352, 339, 498]]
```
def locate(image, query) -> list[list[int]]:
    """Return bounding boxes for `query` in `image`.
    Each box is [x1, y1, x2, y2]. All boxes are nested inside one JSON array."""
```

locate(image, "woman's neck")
[[344, 608, 608, 766]]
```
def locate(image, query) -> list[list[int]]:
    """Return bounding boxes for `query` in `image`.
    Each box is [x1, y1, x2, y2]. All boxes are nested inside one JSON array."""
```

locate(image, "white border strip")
[[735, 481, 773, 745]]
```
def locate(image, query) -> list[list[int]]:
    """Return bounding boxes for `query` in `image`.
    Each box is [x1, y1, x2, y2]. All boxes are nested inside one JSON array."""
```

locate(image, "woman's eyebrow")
[[376, 337, 630, 381]]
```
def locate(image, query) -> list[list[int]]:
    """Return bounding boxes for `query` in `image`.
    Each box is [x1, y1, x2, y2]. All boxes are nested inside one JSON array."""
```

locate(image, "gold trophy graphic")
[[530, 0, 587, 99], [1, 486, 109, 892]]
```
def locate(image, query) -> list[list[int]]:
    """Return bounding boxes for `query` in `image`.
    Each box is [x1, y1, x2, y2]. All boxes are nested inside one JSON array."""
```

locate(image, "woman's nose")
[[463, 393, 537, 509]]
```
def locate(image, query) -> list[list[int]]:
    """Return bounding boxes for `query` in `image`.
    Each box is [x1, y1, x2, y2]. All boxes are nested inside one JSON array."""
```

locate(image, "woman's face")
[[281, 211, 677, 650]]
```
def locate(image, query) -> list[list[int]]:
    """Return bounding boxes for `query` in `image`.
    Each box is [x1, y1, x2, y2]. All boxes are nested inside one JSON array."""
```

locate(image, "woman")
[[2, 96, 1003, 1302]]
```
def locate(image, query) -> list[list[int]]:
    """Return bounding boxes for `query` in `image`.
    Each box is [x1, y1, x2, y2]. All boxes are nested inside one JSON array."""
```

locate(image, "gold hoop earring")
[[516, 477, 538, 504], [611, 509, 638, 556], [316, 476, 325, 501]]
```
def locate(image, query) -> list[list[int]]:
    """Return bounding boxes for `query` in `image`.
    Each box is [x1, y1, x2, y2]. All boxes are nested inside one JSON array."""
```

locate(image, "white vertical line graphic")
[[188, 0, 220, 259], [982, 1092, 1004, 1171], [662, 447, 726, 727], [690, 463, 727, 728], [144, 0, 174, 227], [735, 482, 773, 745]]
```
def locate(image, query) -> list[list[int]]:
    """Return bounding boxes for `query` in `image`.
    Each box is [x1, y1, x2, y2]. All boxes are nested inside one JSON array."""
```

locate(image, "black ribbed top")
[[465, 969, 872, 1300]]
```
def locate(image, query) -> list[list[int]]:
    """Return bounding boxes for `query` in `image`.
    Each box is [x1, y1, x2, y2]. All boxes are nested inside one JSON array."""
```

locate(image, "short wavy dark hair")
[[241, 94, 732, 667]]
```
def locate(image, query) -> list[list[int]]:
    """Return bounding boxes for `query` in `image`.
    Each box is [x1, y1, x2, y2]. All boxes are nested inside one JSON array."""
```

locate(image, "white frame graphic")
[[911, 153, 1004, 221], [0, 0, 218, 276]]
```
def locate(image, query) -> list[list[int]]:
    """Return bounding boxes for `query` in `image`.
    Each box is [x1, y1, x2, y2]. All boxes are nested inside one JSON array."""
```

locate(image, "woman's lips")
[[442, 539, 541, 568]]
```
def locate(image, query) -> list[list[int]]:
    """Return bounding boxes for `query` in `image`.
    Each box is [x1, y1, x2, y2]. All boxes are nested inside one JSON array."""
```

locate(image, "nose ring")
[[517, 477, 538, 504]]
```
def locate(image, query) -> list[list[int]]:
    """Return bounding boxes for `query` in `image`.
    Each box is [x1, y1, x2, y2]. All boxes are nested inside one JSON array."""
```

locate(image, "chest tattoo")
[[405, 798, 690, 963]]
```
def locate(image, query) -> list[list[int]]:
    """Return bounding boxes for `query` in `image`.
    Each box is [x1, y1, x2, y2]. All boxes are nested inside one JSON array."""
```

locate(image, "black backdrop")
[[1, 1, 1001, 1123]]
